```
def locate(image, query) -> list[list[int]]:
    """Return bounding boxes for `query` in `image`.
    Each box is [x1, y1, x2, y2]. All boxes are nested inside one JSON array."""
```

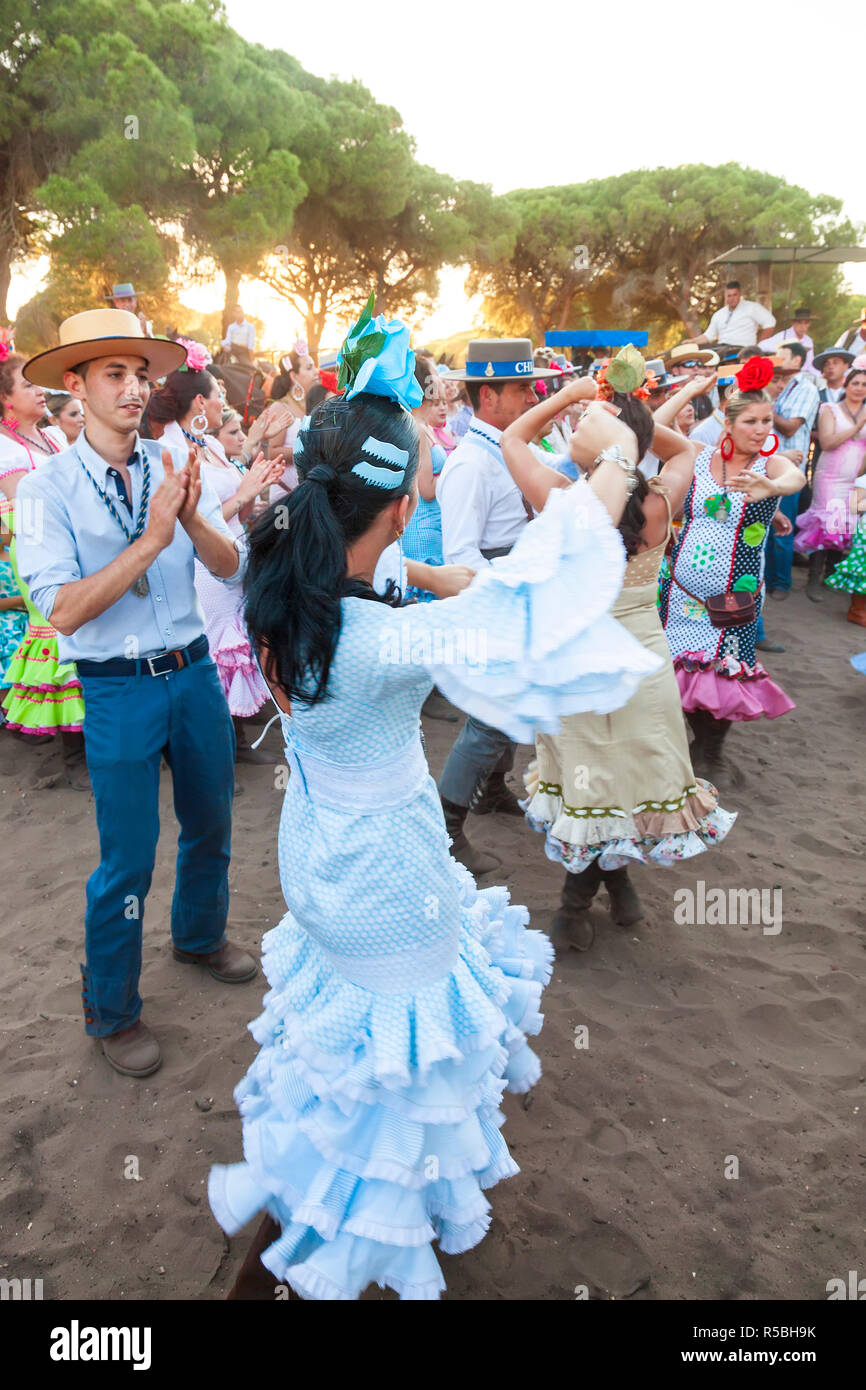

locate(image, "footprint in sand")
[[584, 1120, 631, 1154], [571, 1222, 651, 1299]]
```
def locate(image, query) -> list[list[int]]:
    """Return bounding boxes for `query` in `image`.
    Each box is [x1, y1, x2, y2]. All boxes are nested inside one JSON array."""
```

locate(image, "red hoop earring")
[[720, 434, 734, 462], [759, 433, 779, 457]]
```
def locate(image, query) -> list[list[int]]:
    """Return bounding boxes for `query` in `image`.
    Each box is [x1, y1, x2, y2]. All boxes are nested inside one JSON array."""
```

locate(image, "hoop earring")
[[191, 412, 208, 435], [759, 433, 779, 457], [291, 382, 305, 403], [719, 434, 735, 462]]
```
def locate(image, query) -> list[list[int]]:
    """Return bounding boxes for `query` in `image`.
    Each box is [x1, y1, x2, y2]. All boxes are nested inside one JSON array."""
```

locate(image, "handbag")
[[671, 570, 756, 628]]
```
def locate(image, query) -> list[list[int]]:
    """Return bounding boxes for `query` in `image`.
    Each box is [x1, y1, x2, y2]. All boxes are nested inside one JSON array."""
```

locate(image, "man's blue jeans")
[[764, 492, 800, 593], [79, 658, 235, 1036]]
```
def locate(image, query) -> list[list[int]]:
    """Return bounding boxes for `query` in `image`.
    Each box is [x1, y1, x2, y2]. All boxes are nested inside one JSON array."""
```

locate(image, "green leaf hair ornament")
[[605, 343, 647, 396]]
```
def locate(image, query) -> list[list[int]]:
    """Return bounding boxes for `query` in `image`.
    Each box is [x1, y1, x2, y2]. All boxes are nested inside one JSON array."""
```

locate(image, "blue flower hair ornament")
[[337, 294, 423, 413]]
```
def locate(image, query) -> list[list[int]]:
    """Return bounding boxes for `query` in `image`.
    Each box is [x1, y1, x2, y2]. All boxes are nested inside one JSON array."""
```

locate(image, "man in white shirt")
[[697, 281, 776, 348], [221, 306, 256, 363], [761, 308, 816, 373], [835, 308, 866, 355], [435, 338, 557, 875]]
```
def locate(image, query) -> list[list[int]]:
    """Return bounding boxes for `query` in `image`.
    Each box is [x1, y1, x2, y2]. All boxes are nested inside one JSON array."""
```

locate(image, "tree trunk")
[[222, 268, 241, 337], [0, 242, 12, 327]]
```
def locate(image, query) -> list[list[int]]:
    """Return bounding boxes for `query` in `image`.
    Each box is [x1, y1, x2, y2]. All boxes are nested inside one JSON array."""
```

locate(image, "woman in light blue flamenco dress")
[[209, 299, 662, 1300]]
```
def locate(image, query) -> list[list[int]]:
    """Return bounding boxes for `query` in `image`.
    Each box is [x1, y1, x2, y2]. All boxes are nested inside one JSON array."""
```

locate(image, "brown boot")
[[470, 766, 524, 817], [101, 1021, 162, 1078], [550, 862, 601, 951], [601, 867, 644, 927], [440, 796, 501, 876], [173, 939, 258, 983], [847, 593, 866, 628], [806, 552, 826, 602]]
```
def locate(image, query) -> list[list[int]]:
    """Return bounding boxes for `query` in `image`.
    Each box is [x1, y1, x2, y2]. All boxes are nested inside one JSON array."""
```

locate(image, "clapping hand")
[[146, 449, 189, 549], [242, 451, 286, 499], [178, 447, 203, 525]]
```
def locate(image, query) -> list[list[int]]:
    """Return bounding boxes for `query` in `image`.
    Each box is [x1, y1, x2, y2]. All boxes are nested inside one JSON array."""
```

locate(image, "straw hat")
[[664, 341, 718, 368], [24, 310, 187, 390]]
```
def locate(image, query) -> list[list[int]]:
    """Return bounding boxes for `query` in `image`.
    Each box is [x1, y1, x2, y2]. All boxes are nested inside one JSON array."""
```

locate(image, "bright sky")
[[10, 1, 866, 350]]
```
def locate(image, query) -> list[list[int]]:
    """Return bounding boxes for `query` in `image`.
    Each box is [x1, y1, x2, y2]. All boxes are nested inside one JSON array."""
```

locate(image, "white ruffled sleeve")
[[382, 481, 663, 742]]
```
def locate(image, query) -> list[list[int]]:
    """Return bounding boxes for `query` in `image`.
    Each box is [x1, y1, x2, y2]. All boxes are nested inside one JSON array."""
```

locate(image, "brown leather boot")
[[847, 593, 866, 627], [550, 862, 602, 951], [101, 1021, 162, 1078], [173, 940, 258, 983], [470, 766, 524, 817], [440, 796, 501, 876], [601, 867, 644, 927], [806, 552, 826, 602]]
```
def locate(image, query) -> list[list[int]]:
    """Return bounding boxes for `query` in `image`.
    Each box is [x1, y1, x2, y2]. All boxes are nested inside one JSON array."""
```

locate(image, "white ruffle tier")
[[209, 863, 553, 1300]]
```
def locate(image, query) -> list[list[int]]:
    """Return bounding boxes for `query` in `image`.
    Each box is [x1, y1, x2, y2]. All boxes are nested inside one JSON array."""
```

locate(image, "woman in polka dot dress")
[[659, 367, 805, 777], [208, 311, 660, 1300]]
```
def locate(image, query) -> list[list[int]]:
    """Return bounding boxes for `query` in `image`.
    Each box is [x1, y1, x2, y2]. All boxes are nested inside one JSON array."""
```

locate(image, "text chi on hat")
[[449, 339, 559, 383], [23, 310, 187, 390]]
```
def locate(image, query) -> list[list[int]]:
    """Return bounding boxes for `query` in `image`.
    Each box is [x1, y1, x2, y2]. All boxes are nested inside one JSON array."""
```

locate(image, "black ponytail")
[[610, 392, 654, 558], [244, 392, 419, 706]]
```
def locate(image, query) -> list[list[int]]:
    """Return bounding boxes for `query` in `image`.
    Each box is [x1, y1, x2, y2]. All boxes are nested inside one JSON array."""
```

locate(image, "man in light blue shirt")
[[17, 309, 258, 1079]]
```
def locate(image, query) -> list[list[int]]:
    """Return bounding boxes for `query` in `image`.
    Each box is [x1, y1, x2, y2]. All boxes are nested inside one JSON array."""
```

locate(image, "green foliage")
[[471, 165, 863, 346], [4, 8, 863, 364]]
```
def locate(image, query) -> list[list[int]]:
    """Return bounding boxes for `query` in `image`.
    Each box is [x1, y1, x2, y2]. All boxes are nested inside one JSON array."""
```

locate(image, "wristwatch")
[[594, 444, 639, 492]]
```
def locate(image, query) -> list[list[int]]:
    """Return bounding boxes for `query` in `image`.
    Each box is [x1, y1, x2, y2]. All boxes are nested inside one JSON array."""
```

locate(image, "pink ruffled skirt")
[[675, 657, 795, 722]]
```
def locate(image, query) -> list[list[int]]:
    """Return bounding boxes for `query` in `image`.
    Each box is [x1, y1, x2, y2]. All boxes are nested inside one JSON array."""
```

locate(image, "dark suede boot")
[[600, 867, 644, 927], [470, 764, 524, 817], [806, 551, 826, 602], [440, 796, 501, 876], [550, 861, 602, 951]]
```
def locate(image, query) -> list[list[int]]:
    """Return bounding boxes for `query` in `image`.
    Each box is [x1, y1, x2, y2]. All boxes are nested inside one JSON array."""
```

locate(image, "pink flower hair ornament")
[[176, 338, 212, 373]]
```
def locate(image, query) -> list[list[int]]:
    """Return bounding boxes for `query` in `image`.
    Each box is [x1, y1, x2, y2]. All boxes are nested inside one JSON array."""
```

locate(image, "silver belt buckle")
[[147, 650, 181, 677]]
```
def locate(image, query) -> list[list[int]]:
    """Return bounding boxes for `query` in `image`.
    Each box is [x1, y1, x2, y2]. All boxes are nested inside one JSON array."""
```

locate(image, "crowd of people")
[[1, 274, 865, 1301]]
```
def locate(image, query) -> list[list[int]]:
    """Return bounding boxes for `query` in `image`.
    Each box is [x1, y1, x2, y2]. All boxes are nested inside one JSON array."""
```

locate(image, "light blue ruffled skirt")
[[210, 861, 552, 1300]]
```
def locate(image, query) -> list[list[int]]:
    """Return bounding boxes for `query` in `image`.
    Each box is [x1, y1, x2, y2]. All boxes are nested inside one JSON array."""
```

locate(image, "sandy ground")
[[1, 572, 864, 1302]]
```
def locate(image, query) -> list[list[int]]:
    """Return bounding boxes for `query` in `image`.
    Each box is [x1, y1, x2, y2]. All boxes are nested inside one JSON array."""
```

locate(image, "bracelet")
[[594, 444, 639, 493]]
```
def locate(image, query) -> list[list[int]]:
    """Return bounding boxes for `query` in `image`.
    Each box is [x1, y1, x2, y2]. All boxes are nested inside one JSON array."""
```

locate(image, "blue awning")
[[545, 330, 649, 347]]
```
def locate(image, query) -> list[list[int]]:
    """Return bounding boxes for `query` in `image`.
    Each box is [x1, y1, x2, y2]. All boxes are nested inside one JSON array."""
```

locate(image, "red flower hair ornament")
[[735, 357, 773, 393]]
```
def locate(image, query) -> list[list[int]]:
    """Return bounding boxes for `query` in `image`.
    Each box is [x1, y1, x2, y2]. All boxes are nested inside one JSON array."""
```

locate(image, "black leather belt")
[[481, 545, 513, 560], [76, 634, 209, 678]]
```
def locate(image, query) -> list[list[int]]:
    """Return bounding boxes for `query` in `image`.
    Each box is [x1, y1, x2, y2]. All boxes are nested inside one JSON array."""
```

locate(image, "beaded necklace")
[[77, 449, 152, 596]]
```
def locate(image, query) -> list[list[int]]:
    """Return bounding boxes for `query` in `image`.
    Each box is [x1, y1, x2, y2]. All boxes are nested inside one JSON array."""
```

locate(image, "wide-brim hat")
[[449, 338, 559, 383], [106, 283, 137, 300], [664, 341, 718, 368], [812, 346, 856, 374], [24, 310, 187, 390]]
